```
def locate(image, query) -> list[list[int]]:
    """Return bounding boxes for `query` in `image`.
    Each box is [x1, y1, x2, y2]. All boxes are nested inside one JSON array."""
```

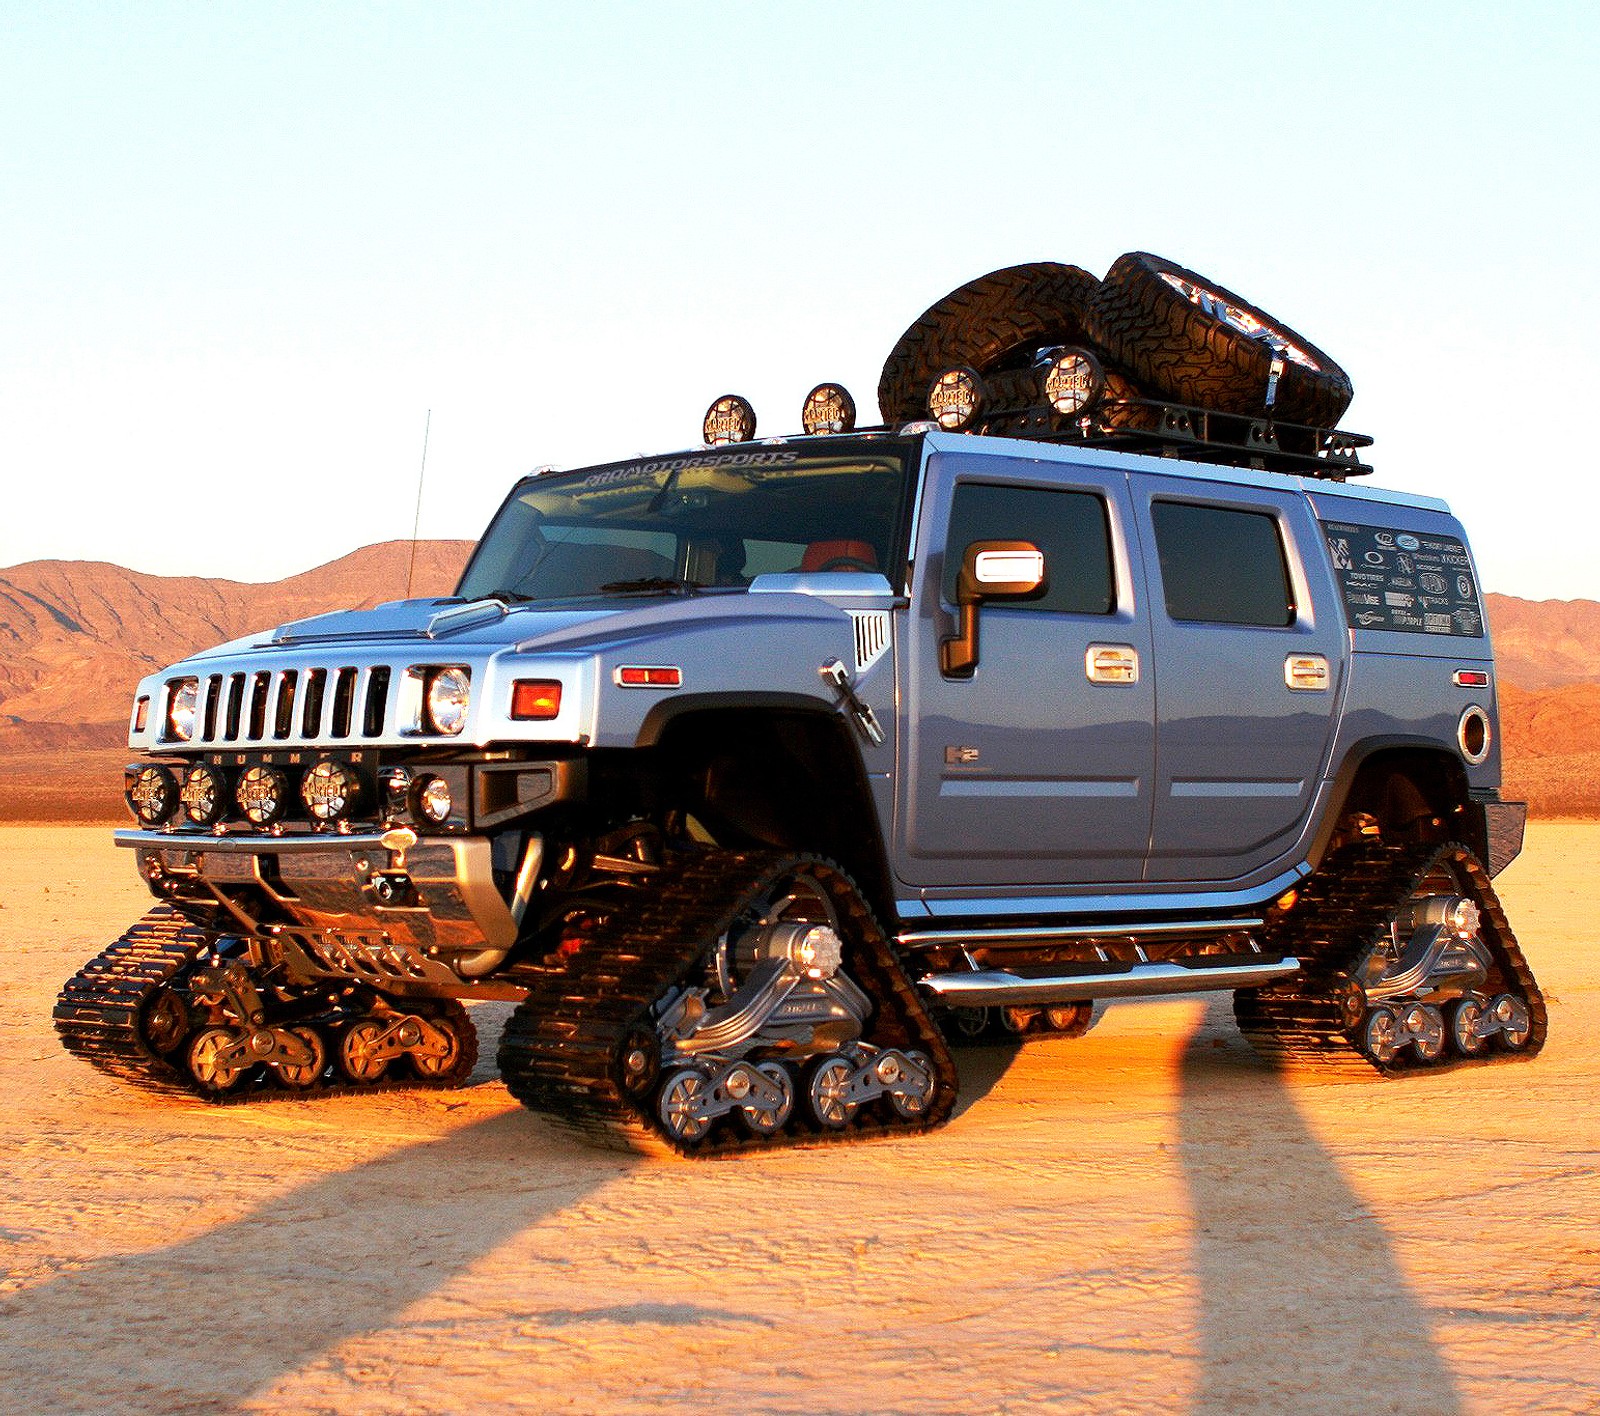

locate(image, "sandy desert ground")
[[1, 824, 1596, 1415]]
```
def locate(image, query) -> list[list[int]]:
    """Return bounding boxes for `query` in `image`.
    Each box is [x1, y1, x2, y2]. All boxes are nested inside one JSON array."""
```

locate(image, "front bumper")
[[117, 828, 523, 984]]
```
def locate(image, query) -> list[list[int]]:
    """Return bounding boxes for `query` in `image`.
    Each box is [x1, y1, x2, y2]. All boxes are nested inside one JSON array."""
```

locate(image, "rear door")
[[1130, 473, 1345, 883], [897, 451, 1155, 889]]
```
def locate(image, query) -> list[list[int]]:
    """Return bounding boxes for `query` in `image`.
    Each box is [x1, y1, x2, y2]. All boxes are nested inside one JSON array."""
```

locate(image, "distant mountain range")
[[0, 541, 1595, 818]]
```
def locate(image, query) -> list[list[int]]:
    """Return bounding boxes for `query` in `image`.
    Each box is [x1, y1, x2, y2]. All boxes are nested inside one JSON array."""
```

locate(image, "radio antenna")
[[404, 409, 432, 598]]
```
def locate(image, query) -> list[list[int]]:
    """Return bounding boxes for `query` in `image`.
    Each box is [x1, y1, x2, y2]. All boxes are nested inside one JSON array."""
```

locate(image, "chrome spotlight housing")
[[702, 394, 756, 446], [236, 765, 290, 827], [801, 383, 857, 436], [301, 759, 361, 823], [1043, 347, 1106, 416], [927, 367, 985, 431], [179, 763, 227, 826], [126, 764, 180, 825]]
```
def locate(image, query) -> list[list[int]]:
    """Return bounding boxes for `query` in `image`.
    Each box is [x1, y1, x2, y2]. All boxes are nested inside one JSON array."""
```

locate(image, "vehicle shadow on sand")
[[1177, 1008, 1462, 1414], [0, 1105, 621, 1414]]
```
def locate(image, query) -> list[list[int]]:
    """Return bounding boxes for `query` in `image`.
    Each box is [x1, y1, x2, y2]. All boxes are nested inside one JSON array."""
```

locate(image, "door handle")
[[1285, 653, 1331, 691], [1086, 643, 1140, 684]]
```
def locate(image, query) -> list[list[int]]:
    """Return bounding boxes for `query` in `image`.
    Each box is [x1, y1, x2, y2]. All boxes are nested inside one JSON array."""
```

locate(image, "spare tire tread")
[[1087, 252, 1353, 428], [878, 263, 1099, 426]]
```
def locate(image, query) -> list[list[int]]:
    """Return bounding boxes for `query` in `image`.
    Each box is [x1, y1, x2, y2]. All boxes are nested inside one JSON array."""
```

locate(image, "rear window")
[[1151, 501, 1294, 627]]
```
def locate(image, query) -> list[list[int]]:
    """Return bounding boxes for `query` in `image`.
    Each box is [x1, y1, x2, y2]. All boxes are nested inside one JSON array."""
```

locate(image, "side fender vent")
[[849, 611, 891, 674]]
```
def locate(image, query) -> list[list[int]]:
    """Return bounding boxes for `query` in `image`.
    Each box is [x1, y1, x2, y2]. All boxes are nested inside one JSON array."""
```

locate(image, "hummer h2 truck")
[[57, 254, 1544, 1154]]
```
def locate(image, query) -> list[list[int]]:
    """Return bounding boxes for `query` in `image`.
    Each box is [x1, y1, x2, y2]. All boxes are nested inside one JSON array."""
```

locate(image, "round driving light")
[[927, 367, 985, 431], [702, 394, 756, 447], [166, 679, 199, 742], [412, 774, 454, 825], [1043, 347, 1105, 416], [801, 383, 857, 436], [236, 765, 289, 826], [425, 667, 471, 736], [301, 759, 361, 822], [127, 764, 179, 825], [180, 763, 227, 826]]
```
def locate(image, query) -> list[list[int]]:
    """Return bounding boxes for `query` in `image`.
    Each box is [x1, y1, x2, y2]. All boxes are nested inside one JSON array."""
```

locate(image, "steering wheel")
[[815, 556, 877, 574]]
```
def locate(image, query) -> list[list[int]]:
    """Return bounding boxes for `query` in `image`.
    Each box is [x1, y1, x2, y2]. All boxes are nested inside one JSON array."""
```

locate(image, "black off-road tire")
[[1086, 251, 1353, 428], [877, 263, 1100, 426]]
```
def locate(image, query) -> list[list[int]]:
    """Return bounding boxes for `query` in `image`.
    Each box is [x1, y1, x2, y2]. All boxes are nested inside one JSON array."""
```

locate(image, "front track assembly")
[[1236, 840, 1545, 1076], [497, 850, 958, 1156], [54, 904, 478, 1103]]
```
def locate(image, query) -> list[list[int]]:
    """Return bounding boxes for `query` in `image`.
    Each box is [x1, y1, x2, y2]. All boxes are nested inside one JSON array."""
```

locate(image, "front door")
[[897, 453, 1155, 890]]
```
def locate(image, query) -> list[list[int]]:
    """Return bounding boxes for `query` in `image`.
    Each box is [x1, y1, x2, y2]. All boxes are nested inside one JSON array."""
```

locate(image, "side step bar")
[[919, 956, 1301, 1008]]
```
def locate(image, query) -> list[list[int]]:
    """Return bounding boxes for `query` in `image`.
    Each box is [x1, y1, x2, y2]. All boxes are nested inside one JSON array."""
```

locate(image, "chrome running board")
[[919, 956, 1301, 1007]]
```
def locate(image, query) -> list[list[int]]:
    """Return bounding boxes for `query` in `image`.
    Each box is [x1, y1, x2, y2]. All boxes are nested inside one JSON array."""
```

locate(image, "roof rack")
[[974, 396, 1373, 479]]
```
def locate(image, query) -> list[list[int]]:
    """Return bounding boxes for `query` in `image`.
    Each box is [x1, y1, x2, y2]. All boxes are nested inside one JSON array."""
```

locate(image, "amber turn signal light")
[[510, 680, 562, 720]]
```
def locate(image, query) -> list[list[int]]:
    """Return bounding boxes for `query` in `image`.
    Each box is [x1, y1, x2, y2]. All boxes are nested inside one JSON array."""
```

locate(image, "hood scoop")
[[271, 597, 507, 645]]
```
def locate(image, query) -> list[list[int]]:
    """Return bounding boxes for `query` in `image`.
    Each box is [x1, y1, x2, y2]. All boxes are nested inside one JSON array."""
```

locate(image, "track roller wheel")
[[408, 1013, 473, 1084], [1000, 1006, 1039, 1034], [141, 988, 191, 1056], [885, 1050, 935, 1120], [338, 1020, 390, 1084], [1360, 1007, 1400, 1065], [806, 1055, 859, 1130], [739, 1063, 795, 1136], [1491, 993, 1533, 1051], [658, 1067, 713, 1144], [186, 1026, 250, 1093], [945, 1007, 990, 1042], [1449, 997, 1490, 1057], [1044, 1001, 1093, 1037], [1405, 1004, 1446, 1062], [275, 1026, 328, 1088]]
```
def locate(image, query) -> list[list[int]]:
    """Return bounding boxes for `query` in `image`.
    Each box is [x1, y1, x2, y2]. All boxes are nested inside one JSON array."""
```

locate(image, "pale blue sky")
[[3, 2, 1597, 595]]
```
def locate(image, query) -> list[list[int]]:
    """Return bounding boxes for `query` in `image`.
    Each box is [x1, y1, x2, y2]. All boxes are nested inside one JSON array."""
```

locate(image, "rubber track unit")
[[1234, 840, 1546, 1076], [496, 850, 958, 1157], [1086, 251, 1353, 429], [54, 903, 479, 1103], [877, 263, 1099, 426]]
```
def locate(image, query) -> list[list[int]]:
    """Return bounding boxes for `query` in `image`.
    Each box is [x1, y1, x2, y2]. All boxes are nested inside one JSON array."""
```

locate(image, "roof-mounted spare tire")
[[1086, 251, 1353, 428], [877, 263, 1099, 426]]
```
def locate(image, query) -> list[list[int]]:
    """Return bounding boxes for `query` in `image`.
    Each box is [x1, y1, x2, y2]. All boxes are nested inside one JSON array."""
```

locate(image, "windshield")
[[456, 440, 917, 603]]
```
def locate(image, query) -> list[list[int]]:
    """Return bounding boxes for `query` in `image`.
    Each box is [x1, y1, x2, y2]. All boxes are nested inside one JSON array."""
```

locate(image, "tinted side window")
[[942, 483, 1114, 615], [1151, 501, 1294, 627]]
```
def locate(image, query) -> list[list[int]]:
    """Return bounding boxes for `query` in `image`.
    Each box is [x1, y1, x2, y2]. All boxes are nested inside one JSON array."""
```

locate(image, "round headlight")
[[801, 383, 857, 436], [702, 394, 756, 447], [425, 667, 471, 736], [166, 679, 199, 742], [412, 774, 454, 825], [1043, 347, 1105, 416], [180, 763, 227, 826], [301, 760, 361, 822], [236, 765, 289, 826], [127, 764, 179, 825], [927, 367, 985, 431]]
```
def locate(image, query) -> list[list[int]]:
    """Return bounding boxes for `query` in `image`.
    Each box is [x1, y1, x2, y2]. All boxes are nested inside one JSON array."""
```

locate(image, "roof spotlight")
[[801, 383, 857, 436], [702, 394, 757, 447], [1043, 347, 1106, 416], [927, 367, 986, 432]]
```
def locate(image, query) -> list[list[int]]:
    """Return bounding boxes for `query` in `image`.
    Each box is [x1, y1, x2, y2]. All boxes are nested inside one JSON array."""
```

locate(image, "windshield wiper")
[[597, 576, 707, 596]]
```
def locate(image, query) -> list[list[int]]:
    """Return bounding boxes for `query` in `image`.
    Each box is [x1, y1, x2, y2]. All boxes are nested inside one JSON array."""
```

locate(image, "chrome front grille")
[[190, 663, 394, 748]]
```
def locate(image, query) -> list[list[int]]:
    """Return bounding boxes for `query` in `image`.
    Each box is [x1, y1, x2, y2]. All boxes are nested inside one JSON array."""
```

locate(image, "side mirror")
[[940, 540, 1046, 676]]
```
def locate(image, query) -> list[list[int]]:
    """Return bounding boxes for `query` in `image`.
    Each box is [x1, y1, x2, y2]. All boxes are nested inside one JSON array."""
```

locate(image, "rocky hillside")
[[0, 545, 1595, 819], [0, 541, 474, 737]]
